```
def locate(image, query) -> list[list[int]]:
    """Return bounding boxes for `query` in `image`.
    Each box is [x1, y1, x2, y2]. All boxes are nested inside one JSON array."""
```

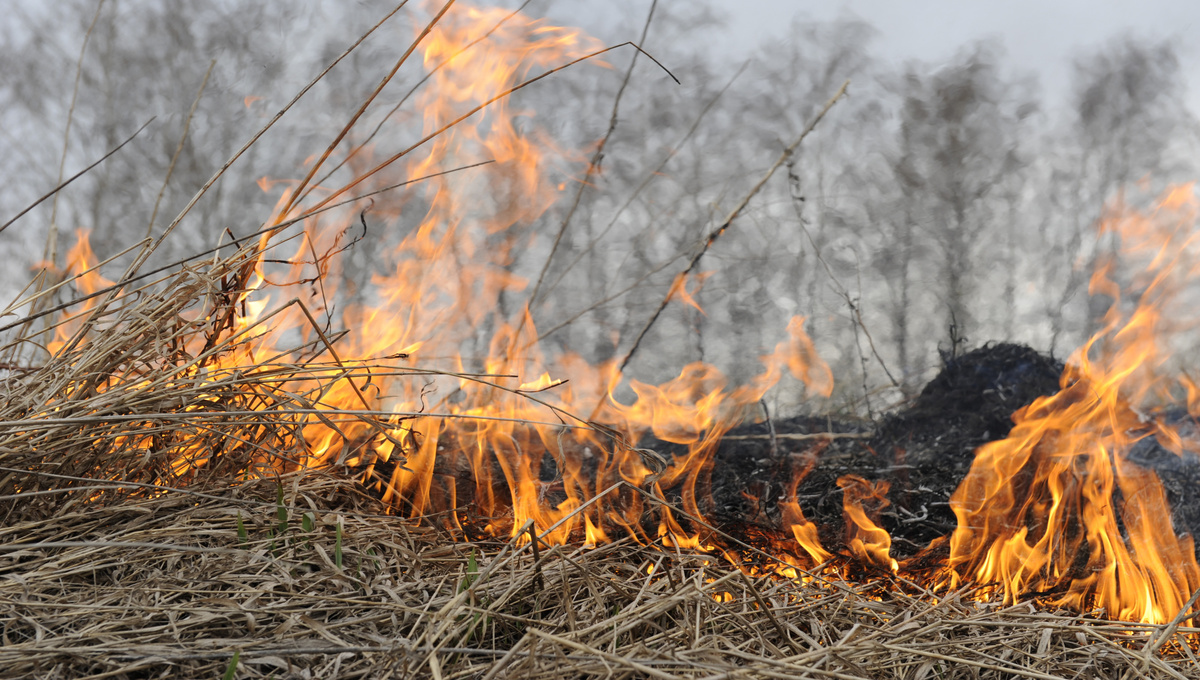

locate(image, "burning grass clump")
[[0, 235, 328, 525]]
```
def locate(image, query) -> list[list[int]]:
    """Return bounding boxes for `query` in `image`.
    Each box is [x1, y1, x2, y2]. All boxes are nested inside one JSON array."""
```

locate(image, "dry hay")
[[1, 474, 1197, 679], [2, 263, 1196, 678]]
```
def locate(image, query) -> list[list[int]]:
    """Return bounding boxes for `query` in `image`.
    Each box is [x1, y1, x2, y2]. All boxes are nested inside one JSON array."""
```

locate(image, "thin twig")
[[280, 0, 444, 220], [47, 0, 107, 262], [301, 0, 534, 204], [0, 120, 152, 237], [298, 42, 677, 221], [146, 59, 215, 239], [788, 155, 900, 392], [0, 160, 492, 336], [720, 431, 872, 441], [614, 80, 849, 376], [140, 0, 409, 266], [525, 0, 660, 313], [540, 61, 747, 305], [759, 399, 779, 458]]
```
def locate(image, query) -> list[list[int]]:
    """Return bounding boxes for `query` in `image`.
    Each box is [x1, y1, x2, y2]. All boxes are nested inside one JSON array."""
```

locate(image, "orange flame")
[[666, 271, 713, 315], [839, 475, 898, 573], [43, 230, 116, 355], [946, 185, 1200, 624]]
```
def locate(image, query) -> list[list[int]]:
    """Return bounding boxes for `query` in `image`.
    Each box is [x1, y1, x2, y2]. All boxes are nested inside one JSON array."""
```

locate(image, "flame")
[[839, 475, 898, 573], [29, 4, 838, 570], [43, 230, 116, 355], [780, 445, 832, 566], [946, 185, 1200, 624], [516, 372, 563, 392], [666, 271, 713, 315], [241, 2, 838, 558]]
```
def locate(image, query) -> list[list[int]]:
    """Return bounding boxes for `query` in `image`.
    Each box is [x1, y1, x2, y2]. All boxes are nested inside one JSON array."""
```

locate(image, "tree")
[[1072, 36, 1195, 339], [0, 0, 367, 275], [887, 43, 1035, 351]]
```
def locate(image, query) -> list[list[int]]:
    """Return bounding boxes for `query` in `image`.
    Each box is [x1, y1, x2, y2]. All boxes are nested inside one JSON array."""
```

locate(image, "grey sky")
[[713, 0, 1200, 109]]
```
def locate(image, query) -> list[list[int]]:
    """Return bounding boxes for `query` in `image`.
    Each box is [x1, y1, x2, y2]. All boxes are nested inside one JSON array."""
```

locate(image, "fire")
[[32, 1, 1200, 630], [228, 0, 839, 556], [40, 229, 115, 356], [946, 185, 1200, 624], [839, 475, 898, 573]]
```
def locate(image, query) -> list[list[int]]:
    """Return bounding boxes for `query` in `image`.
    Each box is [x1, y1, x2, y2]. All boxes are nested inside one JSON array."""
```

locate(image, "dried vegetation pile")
[[5, 477, 1199, 679]]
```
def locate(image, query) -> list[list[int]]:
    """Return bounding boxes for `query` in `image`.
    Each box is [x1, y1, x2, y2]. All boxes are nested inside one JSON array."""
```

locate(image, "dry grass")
[[1, 474, 1197, 679], [0, 112, 1196, 680]]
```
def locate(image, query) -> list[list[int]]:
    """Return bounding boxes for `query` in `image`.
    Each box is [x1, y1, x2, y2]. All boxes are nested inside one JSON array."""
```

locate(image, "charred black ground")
[[684, 341, 1200, 564], [402, 342, 1200, 568], [677, 342, 1066, 560]]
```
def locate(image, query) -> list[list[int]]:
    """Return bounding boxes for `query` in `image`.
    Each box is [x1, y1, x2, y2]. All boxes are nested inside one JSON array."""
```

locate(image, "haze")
[[718, 0, 1200, 109]]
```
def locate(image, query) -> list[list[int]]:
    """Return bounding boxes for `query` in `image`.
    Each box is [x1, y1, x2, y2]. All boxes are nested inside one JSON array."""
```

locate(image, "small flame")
[[839, 475, 898, 573], [666, 271, 713, 316], [42, 230, 116, 355], [517, 372, 564, 392]]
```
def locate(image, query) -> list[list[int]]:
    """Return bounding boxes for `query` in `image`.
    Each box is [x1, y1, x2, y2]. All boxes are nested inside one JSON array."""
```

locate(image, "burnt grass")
[[656, 341, 1200, 565], [687, 342, 1068, 560], [403, 342, 1200, 568]]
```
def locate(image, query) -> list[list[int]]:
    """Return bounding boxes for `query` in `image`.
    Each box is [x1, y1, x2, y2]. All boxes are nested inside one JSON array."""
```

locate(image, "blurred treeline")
[[1, 0, 1195, 413]]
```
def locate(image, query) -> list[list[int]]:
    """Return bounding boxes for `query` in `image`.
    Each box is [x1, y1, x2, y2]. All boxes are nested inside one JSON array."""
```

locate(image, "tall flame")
[[946, 185, 1200, 624], [227, 2, 838, 556]]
